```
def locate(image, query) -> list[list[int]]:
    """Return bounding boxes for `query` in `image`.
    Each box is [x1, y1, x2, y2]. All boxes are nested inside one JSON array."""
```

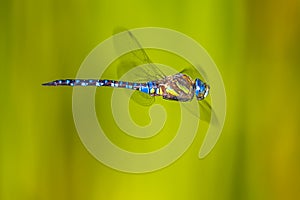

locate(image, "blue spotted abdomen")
[[42, 79, 154, 94]]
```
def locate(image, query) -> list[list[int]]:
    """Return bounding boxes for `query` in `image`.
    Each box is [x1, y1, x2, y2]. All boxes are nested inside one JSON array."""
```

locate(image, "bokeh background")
[[1, 0, 300, 199]]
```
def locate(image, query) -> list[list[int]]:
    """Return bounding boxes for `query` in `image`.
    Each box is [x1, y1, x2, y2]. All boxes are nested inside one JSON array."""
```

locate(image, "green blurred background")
[[1, 0, 300, 199]]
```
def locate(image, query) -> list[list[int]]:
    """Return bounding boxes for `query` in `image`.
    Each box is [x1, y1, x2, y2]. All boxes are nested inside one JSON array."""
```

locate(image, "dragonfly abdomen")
[[42, 79, 156, 94], [42, 79, 103, 86]]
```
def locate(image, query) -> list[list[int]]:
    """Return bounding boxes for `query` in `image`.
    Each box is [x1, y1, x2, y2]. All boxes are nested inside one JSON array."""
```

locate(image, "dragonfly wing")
[[113, 28, 169, 107], [180, 64, 209, 82], [181, 99, 218, 125], [199, 100, 219, 125], [113, 28, 166, 81], [130, 90, 156, 107]]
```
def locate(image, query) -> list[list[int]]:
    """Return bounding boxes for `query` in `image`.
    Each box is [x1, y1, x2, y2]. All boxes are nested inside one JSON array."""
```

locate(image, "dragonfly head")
[[194, 78, 210, 101]]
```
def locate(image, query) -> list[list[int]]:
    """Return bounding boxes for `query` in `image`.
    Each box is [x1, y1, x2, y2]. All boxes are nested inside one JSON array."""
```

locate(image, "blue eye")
[[200, 83, 205, 92], [194, 78, 209, 101]]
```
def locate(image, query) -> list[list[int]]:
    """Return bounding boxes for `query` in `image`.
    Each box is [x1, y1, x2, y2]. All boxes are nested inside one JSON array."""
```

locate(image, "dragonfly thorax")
[[156, 73, 195, 101]]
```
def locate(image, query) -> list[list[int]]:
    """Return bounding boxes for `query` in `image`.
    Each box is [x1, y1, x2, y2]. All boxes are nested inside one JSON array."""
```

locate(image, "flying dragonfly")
[[42, 72, 209, 101], [42, 30, 211, 120]]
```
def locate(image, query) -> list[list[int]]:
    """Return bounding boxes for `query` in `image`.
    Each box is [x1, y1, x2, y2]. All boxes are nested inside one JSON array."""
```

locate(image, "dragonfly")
[[42, 30, 210, 111], [42, 72, 209, 101]]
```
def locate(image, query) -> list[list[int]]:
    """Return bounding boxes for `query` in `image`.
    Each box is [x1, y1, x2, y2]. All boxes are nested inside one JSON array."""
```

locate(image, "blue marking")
[[200, 84, 205, 92], [58, 80, 62, 84], [141, 86, 149, 94], [66, 80, 70, 84], [104, 80, 108, 84], [119, 81, 123, 86], [89, 80, 93, 83], [148, 82, 153, 88], [75, 80, 80, 84]]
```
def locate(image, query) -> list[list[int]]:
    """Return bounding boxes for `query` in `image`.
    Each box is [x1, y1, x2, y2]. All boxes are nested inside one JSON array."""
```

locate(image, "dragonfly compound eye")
[[194, 78, 210, 101]]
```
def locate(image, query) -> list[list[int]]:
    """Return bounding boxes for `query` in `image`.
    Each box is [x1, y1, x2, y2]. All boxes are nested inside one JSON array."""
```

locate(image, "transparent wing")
[[130, 91, 156, 107], [113, 28, 169, 106], [182, 99, 219, 125], [199, 100, 218, 125], [113, 28, 166, 81], [180, 63, 210, 83]]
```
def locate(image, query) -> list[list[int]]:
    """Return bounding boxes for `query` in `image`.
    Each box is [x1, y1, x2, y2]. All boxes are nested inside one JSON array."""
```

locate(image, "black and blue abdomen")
[[42, 79, 156, 94]]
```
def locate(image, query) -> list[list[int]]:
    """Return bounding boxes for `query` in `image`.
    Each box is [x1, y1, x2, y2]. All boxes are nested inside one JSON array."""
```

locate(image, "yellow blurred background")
[[1, 0, 300, 199]]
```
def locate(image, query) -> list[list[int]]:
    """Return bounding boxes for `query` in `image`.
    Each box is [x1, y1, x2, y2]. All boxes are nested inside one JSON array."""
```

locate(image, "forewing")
[[113, 28, 166, 81], [113, 28, 167, 106]]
